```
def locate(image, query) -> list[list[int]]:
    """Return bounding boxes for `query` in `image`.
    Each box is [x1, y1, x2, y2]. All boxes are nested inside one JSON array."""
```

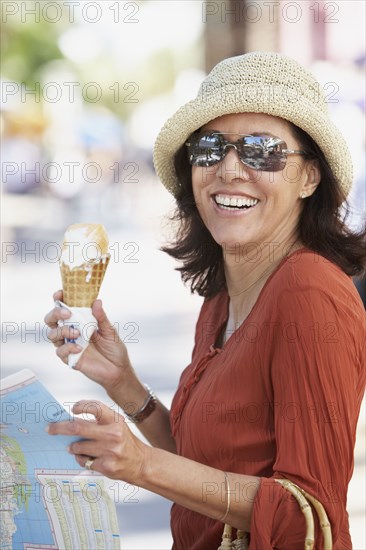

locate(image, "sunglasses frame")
[[185, 131, 307, 171]]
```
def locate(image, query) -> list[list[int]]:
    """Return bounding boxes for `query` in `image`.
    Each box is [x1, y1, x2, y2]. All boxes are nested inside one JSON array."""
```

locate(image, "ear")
[[301, 160, 321, 197]]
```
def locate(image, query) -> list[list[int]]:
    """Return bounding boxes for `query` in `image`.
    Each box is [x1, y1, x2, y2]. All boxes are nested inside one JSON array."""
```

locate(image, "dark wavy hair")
[[161, 123, 366, 298]]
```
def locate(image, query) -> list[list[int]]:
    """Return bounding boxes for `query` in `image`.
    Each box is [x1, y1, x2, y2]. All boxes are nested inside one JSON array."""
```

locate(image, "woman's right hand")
[[44, 290, 133, 394]]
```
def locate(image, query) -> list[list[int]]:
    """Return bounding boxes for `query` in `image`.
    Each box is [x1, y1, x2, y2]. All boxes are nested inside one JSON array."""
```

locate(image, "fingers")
[[44, 304, 71, 329], [47, 401, 120, 435], [47, 416, 103, 439], [75, 454, 100, 471], [67, 440, 103, 459], [47, 326, 80, 347], [91, 299, 104, 320], [44, 293, 75, 361], [91, 300, 116, 339], [53, 289, 64, 302], [55, 342, 83, 364], [73, 400, 120, 425], [47, 401, 135, 479], [46, 319, 82, 364], [46, 318, 81, 368]]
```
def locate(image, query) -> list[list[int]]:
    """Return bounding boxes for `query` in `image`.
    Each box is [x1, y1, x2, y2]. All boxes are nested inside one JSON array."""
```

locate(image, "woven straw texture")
[[153, 51, 352, 197], [60, 256, 110, 307]]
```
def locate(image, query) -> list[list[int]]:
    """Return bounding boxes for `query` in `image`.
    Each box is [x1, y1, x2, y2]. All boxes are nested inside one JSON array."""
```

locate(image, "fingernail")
[[60, 309, 70, 318], [45, 425, 50, 433], [66, 445, 71, 453], [74, 345, 83, 352]]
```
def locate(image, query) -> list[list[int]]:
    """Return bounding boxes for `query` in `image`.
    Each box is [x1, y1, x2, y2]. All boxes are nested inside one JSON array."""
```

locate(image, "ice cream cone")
[[59, 223, 110, 308], [60, 256, 110, 307]]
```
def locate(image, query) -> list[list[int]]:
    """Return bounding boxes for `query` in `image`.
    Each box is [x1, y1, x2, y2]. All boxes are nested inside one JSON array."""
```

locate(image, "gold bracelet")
[[220, 471, 231, 523]]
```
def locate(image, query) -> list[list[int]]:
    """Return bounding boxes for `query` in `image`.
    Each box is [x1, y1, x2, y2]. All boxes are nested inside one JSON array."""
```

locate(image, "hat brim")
[[153, 79, 352, 198]]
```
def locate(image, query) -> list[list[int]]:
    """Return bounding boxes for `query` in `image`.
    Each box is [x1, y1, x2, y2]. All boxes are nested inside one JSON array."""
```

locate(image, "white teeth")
[[214, 195, 259, 209]]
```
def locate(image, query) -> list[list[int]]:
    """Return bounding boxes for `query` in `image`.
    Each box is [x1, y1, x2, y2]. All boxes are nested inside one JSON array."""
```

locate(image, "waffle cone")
[[60, 255, 110, 307]]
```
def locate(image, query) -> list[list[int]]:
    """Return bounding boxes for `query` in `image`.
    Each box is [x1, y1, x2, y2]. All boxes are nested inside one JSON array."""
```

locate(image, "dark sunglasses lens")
[[187, 134, 289, 171], [188, 134, 223, 166], [239, 137, 287, 172]]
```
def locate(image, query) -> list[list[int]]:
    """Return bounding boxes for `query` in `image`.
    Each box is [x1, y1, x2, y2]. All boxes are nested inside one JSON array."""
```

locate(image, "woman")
[[45, 52, 366, 548]]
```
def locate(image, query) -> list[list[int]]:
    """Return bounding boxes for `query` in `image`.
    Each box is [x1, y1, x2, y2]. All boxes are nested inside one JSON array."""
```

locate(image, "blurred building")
[[204, 0, 363, 68], [204, 0, 279, 71]]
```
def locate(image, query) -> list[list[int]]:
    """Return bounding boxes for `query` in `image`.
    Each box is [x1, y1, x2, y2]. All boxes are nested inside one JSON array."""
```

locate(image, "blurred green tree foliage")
[[0, 13, 175, 119], [1, 18, 65, 85], [1, 1, 202, 120]]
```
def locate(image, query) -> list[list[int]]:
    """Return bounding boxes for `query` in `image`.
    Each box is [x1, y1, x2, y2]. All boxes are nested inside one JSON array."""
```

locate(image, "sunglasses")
[[185, 131, 307, 172]]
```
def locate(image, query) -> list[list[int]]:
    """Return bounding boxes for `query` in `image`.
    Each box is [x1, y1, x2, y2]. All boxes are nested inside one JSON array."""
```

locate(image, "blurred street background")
[[1, 1, 365, 548]]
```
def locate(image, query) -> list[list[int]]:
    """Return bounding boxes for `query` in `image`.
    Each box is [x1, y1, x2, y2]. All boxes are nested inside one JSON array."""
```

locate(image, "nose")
[[216, 144, 250, 184], [223, 143, 240, 156]]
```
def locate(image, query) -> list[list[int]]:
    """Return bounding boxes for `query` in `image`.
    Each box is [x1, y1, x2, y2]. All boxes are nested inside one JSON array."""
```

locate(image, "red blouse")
[[170, 248, 366, 549]]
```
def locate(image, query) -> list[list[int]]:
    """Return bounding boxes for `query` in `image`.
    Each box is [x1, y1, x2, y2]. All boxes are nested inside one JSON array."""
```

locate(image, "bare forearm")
[[107, 374, 176, 453], [140, 447, 260, 532]]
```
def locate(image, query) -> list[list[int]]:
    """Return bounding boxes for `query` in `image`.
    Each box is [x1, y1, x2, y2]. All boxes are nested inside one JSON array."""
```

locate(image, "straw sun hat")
[[153, 51, 353, 198]]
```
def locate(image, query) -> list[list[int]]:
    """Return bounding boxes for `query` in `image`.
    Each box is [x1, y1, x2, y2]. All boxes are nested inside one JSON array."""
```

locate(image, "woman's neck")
[[223, 238, 303, 327]]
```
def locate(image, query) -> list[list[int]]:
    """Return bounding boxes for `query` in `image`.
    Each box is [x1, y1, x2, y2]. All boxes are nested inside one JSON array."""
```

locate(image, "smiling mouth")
[[214, 194, 259, 211]]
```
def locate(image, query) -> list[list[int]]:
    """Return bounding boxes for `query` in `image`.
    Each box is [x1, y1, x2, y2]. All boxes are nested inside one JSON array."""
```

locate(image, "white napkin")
[[55, 300, 98, 368]]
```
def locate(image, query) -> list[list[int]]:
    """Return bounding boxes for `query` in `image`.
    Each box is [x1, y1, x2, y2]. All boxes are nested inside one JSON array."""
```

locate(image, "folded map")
[[0, 369, 121, 549]]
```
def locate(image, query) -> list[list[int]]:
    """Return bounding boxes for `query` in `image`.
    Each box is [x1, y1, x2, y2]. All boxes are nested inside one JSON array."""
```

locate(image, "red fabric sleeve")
[[250, 284, 365, 549]]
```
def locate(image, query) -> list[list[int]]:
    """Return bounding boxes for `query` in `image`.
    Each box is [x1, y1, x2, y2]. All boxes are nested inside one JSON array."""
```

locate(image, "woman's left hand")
[[47, 400, 150, 484]]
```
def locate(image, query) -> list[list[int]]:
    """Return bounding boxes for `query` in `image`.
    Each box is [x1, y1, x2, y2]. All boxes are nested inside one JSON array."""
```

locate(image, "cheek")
[[193, 193, 206, 220], [192, 168, 208, 203], [191, 180, 200, 208], [192, 165, 217, 188], [282, 161, 304, 184]]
